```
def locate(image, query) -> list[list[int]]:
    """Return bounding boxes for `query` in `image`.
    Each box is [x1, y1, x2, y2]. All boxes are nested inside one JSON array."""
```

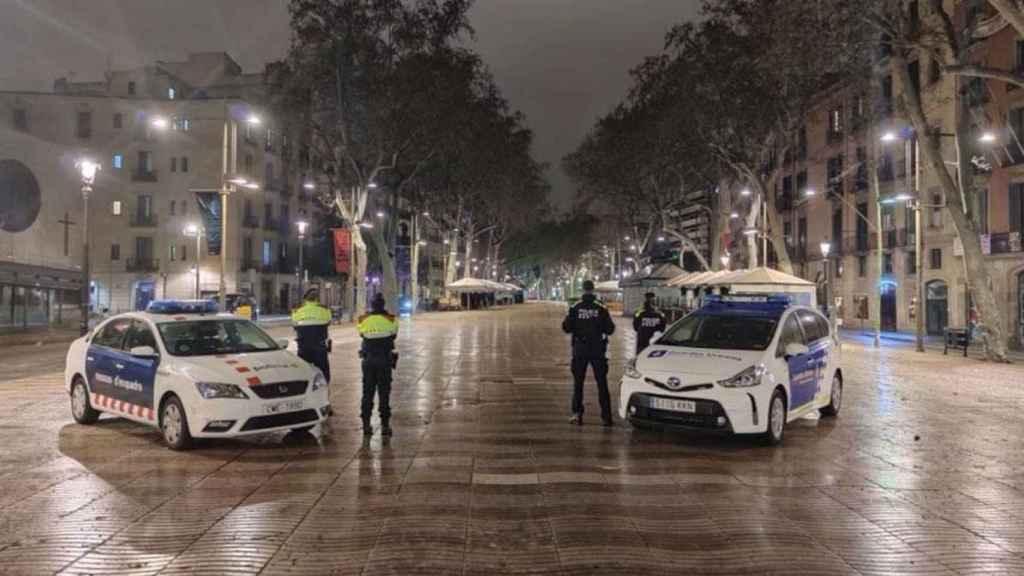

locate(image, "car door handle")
[[86, 356, 95, 362], [115, 363, 125, 369]]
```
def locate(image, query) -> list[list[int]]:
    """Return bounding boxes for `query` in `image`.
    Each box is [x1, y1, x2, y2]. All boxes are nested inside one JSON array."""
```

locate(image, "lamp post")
[[820, 240, 832, 318], [184, 223, 203, 299], [720, 253, 731, 271], [296, 218, 309, 298], [76, 159, 100, 335]]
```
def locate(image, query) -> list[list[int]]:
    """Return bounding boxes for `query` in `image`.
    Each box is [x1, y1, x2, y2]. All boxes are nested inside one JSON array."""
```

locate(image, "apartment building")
[[768, 2, 1024, 348], [0, 53, 323, 328]]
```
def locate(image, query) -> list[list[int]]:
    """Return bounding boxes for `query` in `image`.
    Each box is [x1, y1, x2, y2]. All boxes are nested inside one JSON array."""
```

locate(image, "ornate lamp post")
[[76, 159, 100, 335]]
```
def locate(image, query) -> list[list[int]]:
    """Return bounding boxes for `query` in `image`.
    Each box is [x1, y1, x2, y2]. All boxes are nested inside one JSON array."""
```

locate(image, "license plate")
[[651, 398, 696, 413], [264, 400, 303, 415]]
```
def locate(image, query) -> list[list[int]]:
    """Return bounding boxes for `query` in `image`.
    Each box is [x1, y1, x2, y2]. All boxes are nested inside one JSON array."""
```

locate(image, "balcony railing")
[[843, 233, 876, 254], [132, 170, 158, 182], [263, 216, 279, 231], [126, 257, 159, 272], [130, 213, 159, 228], [242, 213, 260, 229]]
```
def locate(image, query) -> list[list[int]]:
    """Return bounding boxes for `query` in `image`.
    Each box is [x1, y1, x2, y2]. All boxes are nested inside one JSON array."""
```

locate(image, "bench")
[[944, 328, 970, 357]]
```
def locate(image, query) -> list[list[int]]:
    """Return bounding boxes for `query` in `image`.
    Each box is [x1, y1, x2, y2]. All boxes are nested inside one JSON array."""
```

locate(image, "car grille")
[[249, 380, 308, 399], [629, 393, 730, 430], [240, 409, 319, 432]]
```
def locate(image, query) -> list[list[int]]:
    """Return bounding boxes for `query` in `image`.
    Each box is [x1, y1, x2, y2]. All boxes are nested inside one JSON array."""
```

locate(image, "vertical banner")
[[332, 228, 352, 274], [194, 192, 222, 256]]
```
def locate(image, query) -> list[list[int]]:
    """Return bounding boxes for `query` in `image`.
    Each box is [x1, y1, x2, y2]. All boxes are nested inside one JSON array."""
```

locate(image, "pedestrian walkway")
[[2, 303, 1024, 575], [842, 328, 1024, 362]]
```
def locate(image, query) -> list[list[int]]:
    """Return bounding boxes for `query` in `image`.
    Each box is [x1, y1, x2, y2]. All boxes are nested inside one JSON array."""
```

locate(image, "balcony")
[[132, 170, 158, 182], [989, 232, 1024, 254], [130, 213, 159, 228], [242, 213, 260, 229], [241, 259, 258, 272], [843, 233, 875, 254], [263, 216, 280, 231], [126, 257, 159, 273]]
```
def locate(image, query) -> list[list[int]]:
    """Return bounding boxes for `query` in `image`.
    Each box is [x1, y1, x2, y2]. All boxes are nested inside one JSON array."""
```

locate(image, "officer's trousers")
[[361, 363, 392, 421], [571, 354, 611, 421], [298, 345, 331, 383]]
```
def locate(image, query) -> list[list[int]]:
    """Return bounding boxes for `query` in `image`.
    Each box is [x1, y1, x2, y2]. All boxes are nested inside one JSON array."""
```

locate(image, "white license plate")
[[264, 400, 303, 415], [651, 398, 696, 413]]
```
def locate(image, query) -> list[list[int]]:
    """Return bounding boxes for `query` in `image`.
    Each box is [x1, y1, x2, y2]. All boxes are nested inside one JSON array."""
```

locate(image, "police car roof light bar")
[[146, 299, 220, 315]]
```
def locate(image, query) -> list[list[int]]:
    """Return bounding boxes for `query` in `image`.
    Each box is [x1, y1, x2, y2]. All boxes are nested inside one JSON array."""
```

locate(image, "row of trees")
[[564, 0, 1022, 361], [271, 0, 546, 316]]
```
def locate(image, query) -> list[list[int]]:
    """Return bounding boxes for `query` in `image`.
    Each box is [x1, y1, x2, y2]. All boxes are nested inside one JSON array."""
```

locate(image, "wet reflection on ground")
[[1, 303, 1023, 575]]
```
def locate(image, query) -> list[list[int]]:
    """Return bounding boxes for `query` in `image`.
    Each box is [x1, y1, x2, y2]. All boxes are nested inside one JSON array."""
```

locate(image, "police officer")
[[291, 288, 332, 383], [358, 293, 399, 436], [633, 292, 667, 355], [561, 279, 616, 426]]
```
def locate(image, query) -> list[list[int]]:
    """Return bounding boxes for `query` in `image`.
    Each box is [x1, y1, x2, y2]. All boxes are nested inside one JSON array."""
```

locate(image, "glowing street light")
[[730, 212, 739, 219], [376, 211, 386, 219], [880, 131, 898, 143], [75, 158, 100, 335], [819, 241, 832, 258], [720, 254, 731, 269], [303, 181, 316, 190], [150, 116, 169, 130], [804, 188, 817, 197], [740, 188, 752, 197], [979, 131, 997, 144], [246, 114, 262, 126]]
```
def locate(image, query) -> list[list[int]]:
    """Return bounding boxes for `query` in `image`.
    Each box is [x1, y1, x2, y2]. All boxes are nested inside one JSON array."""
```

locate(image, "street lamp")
[[76, 159, 99, 335], [720, 253, 731, 270], [183, 223, 203, 299], [296, 218, 309, 297], [820, 240, 833, 325]]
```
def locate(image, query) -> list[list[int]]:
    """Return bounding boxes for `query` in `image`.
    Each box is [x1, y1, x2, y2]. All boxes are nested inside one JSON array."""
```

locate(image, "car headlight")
[[718, 364, 766, 388], [624, 358, 643, 380], [310, 372, 328, 392], [195, 382, 248, 399]]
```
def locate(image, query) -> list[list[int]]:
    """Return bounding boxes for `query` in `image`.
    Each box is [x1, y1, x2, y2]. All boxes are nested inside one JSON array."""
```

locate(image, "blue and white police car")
[[64, 300, 331, 450], [619, 295, 842, 444]]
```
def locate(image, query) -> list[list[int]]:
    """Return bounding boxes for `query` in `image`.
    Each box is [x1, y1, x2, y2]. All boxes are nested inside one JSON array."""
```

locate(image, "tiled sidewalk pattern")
[[0, 303, 1023, 575]]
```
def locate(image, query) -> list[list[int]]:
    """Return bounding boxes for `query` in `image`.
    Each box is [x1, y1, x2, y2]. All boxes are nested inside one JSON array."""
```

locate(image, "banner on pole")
[[194, 191, 222, 256], [333, 228, 352, 274]]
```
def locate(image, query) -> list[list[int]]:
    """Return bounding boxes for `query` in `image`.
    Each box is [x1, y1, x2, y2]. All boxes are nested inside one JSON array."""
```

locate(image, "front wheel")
[[820, 373, 842, 417], [761, 390, 787, 446], [70, 377, 99, 424], [160, 396, 193, 451]]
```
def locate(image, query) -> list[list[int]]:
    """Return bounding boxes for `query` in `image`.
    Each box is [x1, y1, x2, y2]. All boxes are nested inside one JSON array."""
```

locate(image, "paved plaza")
[[2, 303, 1024, 575]]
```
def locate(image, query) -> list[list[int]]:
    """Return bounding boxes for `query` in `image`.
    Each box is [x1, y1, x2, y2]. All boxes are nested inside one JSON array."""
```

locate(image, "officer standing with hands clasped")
[[633, 292, 667, 355], [358, 293, 399, 436], [562, 279, 616, 426], [291, 288, 332, 383]]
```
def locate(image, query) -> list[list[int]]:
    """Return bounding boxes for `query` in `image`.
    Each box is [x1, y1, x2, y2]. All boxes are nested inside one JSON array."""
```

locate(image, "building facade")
[[0, 53, 327, 329]]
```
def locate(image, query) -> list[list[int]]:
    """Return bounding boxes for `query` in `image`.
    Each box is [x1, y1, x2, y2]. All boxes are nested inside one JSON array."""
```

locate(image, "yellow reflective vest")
[[358, 313, 398, 340], [291, 301, 331, 326]]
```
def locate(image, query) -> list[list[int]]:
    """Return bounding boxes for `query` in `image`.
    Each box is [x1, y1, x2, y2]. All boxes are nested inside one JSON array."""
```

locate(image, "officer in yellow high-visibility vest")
[[357, 293, 399, 436], [291, 288, 333, 382]]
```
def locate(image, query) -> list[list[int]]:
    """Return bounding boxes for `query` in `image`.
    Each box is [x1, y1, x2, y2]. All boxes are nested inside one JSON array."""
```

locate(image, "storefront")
[[0, 261, 83, 331]]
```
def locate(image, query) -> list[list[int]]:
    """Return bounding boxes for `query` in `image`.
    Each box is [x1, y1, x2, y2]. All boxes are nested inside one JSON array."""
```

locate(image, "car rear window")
[[659, 313, 778, 351]]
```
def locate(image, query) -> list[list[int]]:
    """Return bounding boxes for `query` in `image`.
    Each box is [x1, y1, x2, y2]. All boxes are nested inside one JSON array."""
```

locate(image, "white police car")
[[619, 295, 842, 444], [64, 300, 331, 450]]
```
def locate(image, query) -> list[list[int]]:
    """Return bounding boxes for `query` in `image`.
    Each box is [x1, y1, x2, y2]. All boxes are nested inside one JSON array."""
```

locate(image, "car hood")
[[636, 345, 764, 382], [172, 350, 315, 386]]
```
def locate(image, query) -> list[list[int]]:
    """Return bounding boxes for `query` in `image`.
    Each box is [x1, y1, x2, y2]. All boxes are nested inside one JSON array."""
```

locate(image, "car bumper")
[[187, 388, 331, 438], [618, 376, 770, 435]]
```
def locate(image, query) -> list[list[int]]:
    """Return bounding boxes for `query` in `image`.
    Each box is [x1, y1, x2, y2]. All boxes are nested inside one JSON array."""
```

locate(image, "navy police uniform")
[[633, 304, 667, 355], [291, 295, 332, 382], [358, 296, 399, 436], [561, 291, 616, 424]]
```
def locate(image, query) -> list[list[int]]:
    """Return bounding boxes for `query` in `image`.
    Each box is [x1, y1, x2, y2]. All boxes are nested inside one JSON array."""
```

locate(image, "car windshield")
[[157, 319, 279, 357], [658, 313, 779, 351]]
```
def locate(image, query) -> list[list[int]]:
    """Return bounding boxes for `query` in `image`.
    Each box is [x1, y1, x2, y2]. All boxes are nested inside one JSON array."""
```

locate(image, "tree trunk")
[[753, 178, 794, 274], [445, 231, 459, 291], [892, 52, 1010, 361], [744, 195, 759, 268], [463, 224, 475, 279], [368, 227, 400, 313], [665, 228, 711, 271], [352, 237, 367, 319], [710, 191, 724, 270], [410, 217, 420, 314]]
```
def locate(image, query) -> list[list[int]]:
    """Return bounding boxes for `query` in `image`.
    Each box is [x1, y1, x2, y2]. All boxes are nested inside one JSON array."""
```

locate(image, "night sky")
[[0, 0, 700, 209]]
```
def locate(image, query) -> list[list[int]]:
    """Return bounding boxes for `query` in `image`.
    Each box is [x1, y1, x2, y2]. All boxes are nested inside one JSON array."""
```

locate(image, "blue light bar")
[[146, 299, 219, 315], [699, 294, 792, 316]]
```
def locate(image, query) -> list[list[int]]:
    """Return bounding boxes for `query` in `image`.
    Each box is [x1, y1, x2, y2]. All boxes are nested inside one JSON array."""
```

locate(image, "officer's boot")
[[362, 417, 373, 436], [381, 417, 393, 437]]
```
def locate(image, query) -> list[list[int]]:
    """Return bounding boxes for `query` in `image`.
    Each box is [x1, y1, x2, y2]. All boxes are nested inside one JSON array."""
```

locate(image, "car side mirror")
[[130, 346, 158, 358], [784, 342, 810, 358], [275, 338, 290, 349]]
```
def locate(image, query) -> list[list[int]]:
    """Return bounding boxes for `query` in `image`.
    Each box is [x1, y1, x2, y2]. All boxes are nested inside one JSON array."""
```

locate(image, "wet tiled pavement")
[[2, 302, 1024, 575]]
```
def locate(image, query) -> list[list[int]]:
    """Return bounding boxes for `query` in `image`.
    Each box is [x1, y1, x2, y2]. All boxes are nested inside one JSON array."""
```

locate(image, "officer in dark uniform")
[[291, 288, 332, 382], [358, 293, 399, 436], [633, 292, 667, 355], [562, 279, 616, 426]]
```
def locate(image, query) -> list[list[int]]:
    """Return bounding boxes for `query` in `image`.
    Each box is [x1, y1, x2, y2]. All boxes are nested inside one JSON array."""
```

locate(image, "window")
[[906, 251, 916, 275], [157, 319, 279, 357], [660, 313, 779, 351], [244, 154, 254, 175], [784, 221, 793, 247], [832, 208, 843, 247], [243, 237, 254, 264], [111, 243, 121, 261], [828, 106, 843, 141], [173, 116, 190, 132], [181, 157, 189, 172], [1011, 182, 1024, 233], [170, 200, 176, 216], [798, 216, 808, 258], [978, 187, 989, 234], [827, 156, 843, 195], [797, 310, 826, 342], [125, 321, 157, 351], [856, 202, 869, 251], [138, 150, 154, 174], [854, 295, 870, 320], [93, 318, 131, 349], [796, 171, 808, 197], [13, 109, 27, 132], [76, 110, 92, 139], [884, 253, 893, 275], [112, 153, 123, 169], [882, 204, 895, 230], [137, 195, 153, 219], [113, 113, 123, 129], [127, 81, 136, 95], [930, 248, 942, 270], [168, 86, 176, 100], [262, 240, 272, 266], [169, 244, 177, 262], [181, 245, 188, 261], [112, 200, 122, 216], [266, 127, 274, 150], [855, 147, 868, 189], [798, 127, 807, 160], [170, 157, 177, 172], [775, 314, 805, 357], [930, 194, 943, 227]]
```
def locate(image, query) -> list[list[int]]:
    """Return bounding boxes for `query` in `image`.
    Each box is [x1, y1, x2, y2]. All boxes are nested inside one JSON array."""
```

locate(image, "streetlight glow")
[[359, 221, 374, 229], [77, 159, 100, 185], [296, 219, 309, 236], [979, 131, 997, 144], [376, 211, 385, 218], [742, 227, 759, 236], [246, 114, 261, 125], [184, 223, 201, 237], [720, 254, 731, 268], [150, 116, 169, 130], [740, 188, 752, 197], [804, 188, 816, 197], [730, 212, 739, 219], [820, 241, 832, 258], [880, 131, 898, 143], [303, 181, 315, 190], [244, 182, 259, 190], [368, 182, 378, 189]]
